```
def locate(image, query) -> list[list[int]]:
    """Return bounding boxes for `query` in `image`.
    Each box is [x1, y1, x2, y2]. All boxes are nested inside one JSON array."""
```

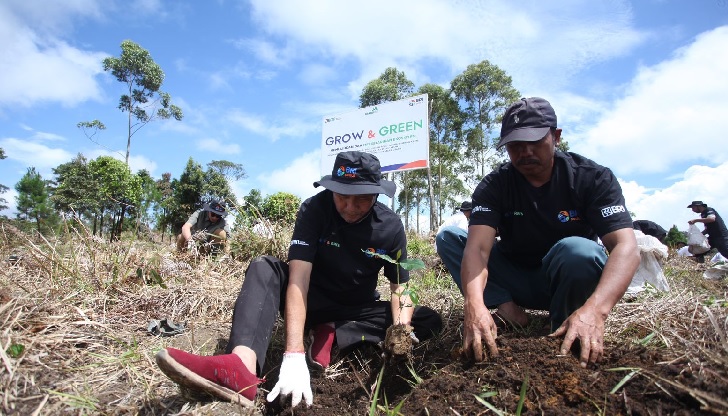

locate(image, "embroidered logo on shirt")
[[557, 210, 581, 223], [472, 205, 491, 213], [601, 205, 626, 217], [290, 239, 309, 246], [319, 238, 340, 248], [363, 247, 387, 258]]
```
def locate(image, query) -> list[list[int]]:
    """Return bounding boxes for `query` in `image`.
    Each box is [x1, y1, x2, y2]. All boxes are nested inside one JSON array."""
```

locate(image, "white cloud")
[[248, 0, 646, 91], [196, 138, 241, 154], [256, 150, 321, 199], [0, 137, 74, 173], [226, 109, 319, 142], [0, 2, 107, 108], [575, 26, 728, 175], [623, 162, 728, 233]]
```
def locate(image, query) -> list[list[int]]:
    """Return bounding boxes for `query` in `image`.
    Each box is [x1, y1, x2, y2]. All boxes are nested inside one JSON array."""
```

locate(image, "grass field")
[[1, 222, 726, 415]]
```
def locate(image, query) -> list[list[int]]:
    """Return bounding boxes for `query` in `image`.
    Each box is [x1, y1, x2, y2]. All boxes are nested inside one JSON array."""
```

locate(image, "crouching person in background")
[[176, 200, 231, 255]]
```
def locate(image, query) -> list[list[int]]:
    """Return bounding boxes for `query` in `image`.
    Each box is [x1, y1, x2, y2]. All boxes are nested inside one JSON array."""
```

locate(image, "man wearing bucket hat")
[[687, 200, 728, 259], [458, 97, 639, 369], [156, 151, 442, 408], [176, 199, 231, 255]]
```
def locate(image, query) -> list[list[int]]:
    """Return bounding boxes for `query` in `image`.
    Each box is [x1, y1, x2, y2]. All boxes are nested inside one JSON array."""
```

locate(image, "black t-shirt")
[[470, 151, 632, 267], [288, 190, 409, 304], [701, 207, 728, 243]]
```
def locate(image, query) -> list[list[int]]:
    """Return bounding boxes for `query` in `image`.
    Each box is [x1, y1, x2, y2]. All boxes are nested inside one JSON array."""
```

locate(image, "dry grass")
[[0, 222, 726, 415]]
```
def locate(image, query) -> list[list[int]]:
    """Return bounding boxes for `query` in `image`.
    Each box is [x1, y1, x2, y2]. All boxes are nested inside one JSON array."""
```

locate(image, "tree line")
[[0, 38, 567, 237]]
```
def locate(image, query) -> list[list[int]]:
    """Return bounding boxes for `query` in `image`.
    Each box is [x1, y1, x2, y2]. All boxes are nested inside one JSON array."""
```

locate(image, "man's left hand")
[[549, 305, 605, 368]]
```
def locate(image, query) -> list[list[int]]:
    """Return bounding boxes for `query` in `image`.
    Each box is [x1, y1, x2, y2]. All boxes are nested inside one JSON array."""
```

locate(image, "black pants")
[[225, 256, 442, 373], [709, 237, 728, 260]]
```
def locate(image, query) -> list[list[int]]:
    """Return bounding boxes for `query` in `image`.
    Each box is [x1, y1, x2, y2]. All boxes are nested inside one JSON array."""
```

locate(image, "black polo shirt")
[[470, 151, 633, 267], [288, 190, 409, 304], [701, 207, 728, 243]]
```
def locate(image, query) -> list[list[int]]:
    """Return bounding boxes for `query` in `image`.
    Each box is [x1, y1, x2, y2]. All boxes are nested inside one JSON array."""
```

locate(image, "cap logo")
[[513, 114, 520, 124], [337, 165, 359, 178]]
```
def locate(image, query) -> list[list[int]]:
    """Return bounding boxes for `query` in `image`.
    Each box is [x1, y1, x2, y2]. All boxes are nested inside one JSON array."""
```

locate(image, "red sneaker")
[[306, 323, 336, 370], [156, 348, 260, 404]]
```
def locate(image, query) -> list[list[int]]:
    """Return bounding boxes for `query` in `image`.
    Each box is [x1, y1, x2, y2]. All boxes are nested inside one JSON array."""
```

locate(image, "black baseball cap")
[[314, 151, 396, 198], [497, 97, 557, 148]]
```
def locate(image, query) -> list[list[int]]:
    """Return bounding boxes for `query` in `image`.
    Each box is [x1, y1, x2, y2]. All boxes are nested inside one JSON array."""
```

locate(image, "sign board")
[[320, 93, 429, 176]]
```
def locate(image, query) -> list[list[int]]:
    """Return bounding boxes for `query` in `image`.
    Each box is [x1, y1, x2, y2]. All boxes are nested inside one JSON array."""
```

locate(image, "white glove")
[[266, 352, 313, 407]]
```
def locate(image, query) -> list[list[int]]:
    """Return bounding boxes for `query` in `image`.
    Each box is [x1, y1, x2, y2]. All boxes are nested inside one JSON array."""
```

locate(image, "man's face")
[[505, 129, 561, 181], [208, 211, 221, 222], [691, 206, 703, 214], [333, 192, 377, 223]]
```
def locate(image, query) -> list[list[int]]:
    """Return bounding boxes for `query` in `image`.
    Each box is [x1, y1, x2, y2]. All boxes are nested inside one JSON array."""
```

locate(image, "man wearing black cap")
[[687, 200, 728, 259], [156, 151, 442, 408], [176, 199, 231, 255], [459, 97, 640, 369]]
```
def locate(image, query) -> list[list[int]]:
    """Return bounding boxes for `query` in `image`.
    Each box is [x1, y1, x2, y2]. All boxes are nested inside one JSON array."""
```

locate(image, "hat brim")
[[497, 126, 551, 149], [687, 203, 706, 208], [314, 176, 396, 198], [202, 203, 228, 217]]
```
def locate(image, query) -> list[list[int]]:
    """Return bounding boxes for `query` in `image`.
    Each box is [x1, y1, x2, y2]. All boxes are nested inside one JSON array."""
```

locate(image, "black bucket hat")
[[459, 201, 473, 212], [314, 151, 396, 198], [203, 200, 227, 217], [687, 200, 707, 208]]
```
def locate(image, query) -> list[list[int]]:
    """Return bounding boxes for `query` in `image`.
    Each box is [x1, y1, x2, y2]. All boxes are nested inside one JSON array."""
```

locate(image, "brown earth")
[[255, 316, 727, 416]]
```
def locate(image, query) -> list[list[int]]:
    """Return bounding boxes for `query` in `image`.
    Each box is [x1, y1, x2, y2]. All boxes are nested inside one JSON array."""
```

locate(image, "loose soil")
[[259, 314, 727, 416]]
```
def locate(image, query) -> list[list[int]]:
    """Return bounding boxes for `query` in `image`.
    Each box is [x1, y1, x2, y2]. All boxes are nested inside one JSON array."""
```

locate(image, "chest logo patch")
[[557, 210, 582, 223], [363, 247, 387, 258]]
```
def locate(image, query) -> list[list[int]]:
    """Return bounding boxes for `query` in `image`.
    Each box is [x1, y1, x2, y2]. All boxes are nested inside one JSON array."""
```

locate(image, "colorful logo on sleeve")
[[363, 247, 387, 258], [557, 210, 582, 223]]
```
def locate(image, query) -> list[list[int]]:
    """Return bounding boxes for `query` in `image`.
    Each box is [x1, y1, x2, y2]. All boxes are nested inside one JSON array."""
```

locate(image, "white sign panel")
[[320, 94, 429, 176]]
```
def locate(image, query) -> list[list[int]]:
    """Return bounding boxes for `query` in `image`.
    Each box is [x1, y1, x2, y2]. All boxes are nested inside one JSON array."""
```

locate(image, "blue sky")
[[1, 0, 727, 233]]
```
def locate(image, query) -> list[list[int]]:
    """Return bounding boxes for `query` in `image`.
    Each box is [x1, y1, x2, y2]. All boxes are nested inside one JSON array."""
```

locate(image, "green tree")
[[261, 192, 301, 225], [451, 60, 520, 188], [15, 167, 58, 234], [169, 158, 206, 232], [134, 169, 160, 235], [240, 188, 265, 225], [0, 148, 8, 212], [89, 156, 142, 240], [207, 160, 247, 182], [418, 83, 467, 229], [51, 154, 102, 233], [359, 67, 415, 108], [101, 40, 183, 164], [156, 172, 175, 240], [665, 225, 687, 248], [359, 67, 417, 216]]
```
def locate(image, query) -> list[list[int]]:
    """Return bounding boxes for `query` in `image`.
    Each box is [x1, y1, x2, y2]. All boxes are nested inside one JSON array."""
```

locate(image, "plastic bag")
[[687, 224, 710, 255], [627, 230, 670, 294]]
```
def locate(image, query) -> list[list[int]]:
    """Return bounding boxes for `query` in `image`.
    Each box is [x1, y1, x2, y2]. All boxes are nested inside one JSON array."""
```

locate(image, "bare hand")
[[462, 302, 499, 361], [549, 305, 605, 367]]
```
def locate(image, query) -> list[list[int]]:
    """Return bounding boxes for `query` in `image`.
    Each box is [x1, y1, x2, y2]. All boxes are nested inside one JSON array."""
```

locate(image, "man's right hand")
[[462, 301, 499, 361], [266, 352, 313, 407]]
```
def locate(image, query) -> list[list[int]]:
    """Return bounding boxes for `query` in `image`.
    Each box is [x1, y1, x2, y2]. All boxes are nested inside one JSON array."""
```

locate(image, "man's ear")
[[553, 128, 563, 145]]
